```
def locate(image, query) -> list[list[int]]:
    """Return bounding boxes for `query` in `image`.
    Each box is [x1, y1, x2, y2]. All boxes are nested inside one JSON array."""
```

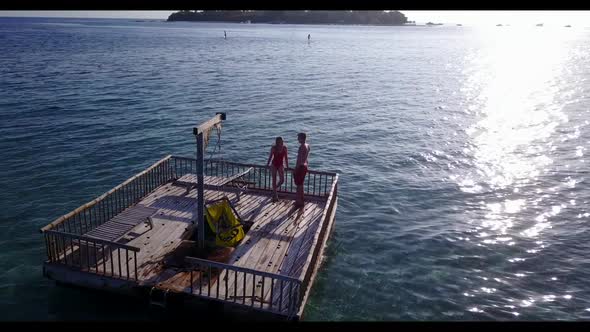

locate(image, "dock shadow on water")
[[47, 283, 240, 321], [47, 284, 150, 321]]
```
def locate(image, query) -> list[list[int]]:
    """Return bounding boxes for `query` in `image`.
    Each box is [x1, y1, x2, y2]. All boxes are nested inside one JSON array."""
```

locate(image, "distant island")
[[167, 10, 408, 26]]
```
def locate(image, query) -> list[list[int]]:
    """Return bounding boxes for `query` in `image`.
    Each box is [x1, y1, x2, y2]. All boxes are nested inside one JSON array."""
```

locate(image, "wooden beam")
[[196, 132, 205, 249], [193, 113, 226, 249], [193, 113, 225, 136]]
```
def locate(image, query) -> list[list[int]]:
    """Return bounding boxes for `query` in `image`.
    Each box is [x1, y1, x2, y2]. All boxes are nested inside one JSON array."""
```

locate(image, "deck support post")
[[193, 112, 226, 250], [196, 132, 205, 249]]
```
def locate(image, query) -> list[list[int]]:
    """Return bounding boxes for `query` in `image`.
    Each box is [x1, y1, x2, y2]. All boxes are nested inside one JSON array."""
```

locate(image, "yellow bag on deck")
[[205, 199, 245, 247]]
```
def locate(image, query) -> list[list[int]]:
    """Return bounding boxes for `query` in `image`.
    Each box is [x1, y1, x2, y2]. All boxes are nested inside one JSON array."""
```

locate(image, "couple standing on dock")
[[266, 133, 310, 207]]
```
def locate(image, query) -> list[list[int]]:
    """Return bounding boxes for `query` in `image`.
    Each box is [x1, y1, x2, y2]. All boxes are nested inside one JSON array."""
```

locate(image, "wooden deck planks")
[[220, 199, 296, 303], [221, 201, 325, 308], [259, 204, 324, 307], [57, 172, 331, 317], [175, 174, 237, 187], [181, 193, 325, 311], [77, 182, 200, 281], [269, 205, 326, 307], [180, 192, 326, 312], [134, 221, 193, 283], [84, 205, 158, 242], [259, 204, 324, 311]]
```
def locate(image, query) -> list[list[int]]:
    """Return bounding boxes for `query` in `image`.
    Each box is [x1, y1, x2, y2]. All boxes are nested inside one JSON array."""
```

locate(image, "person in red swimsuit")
[[266, 136, 289, 202], [294, 132, 310, 207]]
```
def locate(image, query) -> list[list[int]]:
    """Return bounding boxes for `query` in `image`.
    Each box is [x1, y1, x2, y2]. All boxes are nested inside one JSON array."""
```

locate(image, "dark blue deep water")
[[1, 17, 590, 320]]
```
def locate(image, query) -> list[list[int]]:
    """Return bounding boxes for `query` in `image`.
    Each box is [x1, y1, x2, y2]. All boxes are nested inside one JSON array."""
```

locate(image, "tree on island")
[[167, 10, 408, 26]]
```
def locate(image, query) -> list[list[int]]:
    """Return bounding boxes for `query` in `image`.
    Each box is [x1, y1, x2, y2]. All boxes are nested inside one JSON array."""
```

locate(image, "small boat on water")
[[40, 113, 339, 321]]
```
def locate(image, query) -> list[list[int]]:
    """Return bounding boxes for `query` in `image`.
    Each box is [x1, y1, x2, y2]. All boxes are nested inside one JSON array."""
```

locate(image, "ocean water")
[[1, 17, 590, 321]]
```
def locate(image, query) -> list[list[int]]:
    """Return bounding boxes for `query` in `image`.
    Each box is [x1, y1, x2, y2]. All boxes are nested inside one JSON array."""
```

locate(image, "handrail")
[[40, 155, 173, 232], [44, 229, 140, 280], [299, 173, 338, 282], [171, 156, 338, 198], [185, 257, 300, 283], [292, 174, 338, 319], [184, 256, 302, 317], [39, 152, 338, 317], [173, 156, 338, 176], [45, 230, 141, 252]]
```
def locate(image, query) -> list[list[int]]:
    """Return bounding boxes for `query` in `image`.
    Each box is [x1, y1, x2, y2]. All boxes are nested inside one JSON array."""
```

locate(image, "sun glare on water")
[[452, 25, 581, 244], [460, 27, 572, 191]]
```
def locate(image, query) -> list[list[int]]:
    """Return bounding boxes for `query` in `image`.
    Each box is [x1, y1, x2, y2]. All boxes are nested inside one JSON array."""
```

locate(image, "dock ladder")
[[149, 287, 170, 308]]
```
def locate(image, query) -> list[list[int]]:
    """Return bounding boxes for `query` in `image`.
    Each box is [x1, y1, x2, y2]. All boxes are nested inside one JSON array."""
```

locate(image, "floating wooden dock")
[[40, 115, 338, 321]]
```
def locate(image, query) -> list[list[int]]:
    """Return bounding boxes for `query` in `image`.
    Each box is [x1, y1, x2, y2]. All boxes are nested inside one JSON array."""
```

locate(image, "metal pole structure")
[[196, 131, 205, 250], [194, 112, 226, 250]]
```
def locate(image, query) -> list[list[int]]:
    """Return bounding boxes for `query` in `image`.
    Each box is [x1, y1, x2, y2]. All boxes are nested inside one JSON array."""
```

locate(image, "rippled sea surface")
[[1, 17, 590, 320]]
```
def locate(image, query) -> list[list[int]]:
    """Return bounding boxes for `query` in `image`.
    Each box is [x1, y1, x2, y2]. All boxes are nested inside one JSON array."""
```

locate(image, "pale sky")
[[0, 11, 589, 27], [0, 11, 175, 20], [402, 11, 590, 26]]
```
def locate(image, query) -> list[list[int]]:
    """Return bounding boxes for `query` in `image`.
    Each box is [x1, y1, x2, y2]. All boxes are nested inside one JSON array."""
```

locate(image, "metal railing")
[[40, 155, 175, 278], [40, 154, 339, 290], [185, 257, 302, 318], [44, 230, 140, 280], [297, 174, 339, 313], [171, 156, 337, 198], [40, 155, 175, 235]]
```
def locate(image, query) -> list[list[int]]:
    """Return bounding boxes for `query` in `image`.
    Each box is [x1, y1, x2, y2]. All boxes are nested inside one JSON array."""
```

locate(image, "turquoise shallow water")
[[1, 17, 590, 320]]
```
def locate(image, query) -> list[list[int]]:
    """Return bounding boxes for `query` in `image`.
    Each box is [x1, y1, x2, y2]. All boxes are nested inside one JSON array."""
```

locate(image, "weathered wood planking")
[[57, 177, 325, 276], [272, 177, 338, 314], [133, 218, 193, 283], [296, 198, 338, 319], [221, 201, 325, 307], [192, 195, 285, 302], [175, 173, 250, 188], [268, 205, 325, 305], [239, 203, 318, 281], [75, 182, 252, 286], [72, 182, 201, 281], [85, 205, 158, 242], [137, 179, 327, 310], [69, 218, 192, 281], [261, 206, 325, 311], [220, 200, 297, 303], [262, 205, 325, 306], [46, 167, 335, 319], [174, 192, 326, 311]]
